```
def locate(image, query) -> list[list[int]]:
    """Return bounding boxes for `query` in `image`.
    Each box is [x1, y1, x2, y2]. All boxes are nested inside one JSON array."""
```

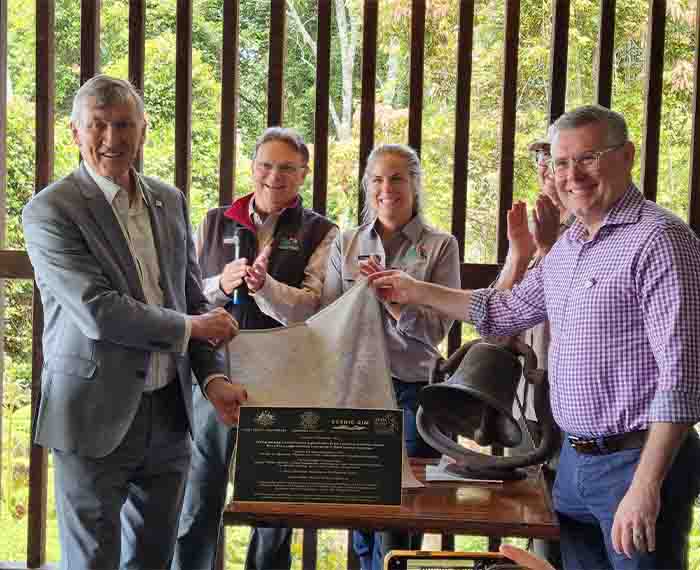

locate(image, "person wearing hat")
[[500, 132, 574, 278], [528, 135, 570, 240], [529, 138, 558, 210], [496, 133, 572, 291], [488, 132, 575, 565]]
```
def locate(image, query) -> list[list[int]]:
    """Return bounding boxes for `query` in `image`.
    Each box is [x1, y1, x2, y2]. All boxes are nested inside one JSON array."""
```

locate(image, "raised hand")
[[507, 201, 536, 265], [532, 194, 561, 255], [244, 244, 272, 293], [190, 307, 239, 346]]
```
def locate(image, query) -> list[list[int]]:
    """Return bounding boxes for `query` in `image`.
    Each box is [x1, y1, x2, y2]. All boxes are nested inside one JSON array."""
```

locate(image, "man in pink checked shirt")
[[365, 105, 700, 570]]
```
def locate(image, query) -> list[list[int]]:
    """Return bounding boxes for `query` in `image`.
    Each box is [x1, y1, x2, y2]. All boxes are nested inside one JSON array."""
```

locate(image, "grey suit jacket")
[[22, 163, 225, 458]]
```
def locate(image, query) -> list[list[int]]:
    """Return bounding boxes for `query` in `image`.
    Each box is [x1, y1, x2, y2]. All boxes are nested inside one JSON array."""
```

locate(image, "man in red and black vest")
[[173, 127, 337, 570]]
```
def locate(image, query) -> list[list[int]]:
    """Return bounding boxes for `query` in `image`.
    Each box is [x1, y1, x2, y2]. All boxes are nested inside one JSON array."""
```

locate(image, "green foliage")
[[4, 97, 36, 373], [691, 518, 700, 570], [0, 406, 61, 563], [1, 405, 30, 521], [54, 0, 82, 116], [5, 98, 35, 250], [7, 2, 35, 101], [3, 0, 700, 566], [237, 0, 271, 153]]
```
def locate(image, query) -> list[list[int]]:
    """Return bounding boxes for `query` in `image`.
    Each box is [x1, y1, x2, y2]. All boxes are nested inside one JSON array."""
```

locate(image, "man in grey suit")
[[22, 74, 248, 570]]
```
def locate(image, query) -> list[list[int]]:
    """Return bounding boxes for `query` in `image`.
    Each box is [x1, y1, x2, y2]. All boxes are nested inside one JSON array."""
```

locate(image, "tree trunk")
[[334, 0, 357, 141], [286, 0, 359, 141], [381, 39, 400, 106], [286, 0, 358, 141]]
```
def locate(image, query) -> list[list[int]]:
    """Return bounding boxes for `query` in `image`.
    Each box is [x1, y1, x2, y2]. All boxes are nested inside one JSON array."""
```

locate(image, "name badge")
[[403, 246, 419, 264], [358, 254, 384, 266], [278, 236, 301, 251], [402, 244, 427, 265]]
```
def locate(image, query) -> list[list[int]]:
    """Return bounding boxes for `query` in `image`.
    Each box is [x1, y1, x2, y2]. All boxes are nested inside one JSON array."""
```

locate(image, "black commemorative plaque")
[[233, 406, 403, 505]]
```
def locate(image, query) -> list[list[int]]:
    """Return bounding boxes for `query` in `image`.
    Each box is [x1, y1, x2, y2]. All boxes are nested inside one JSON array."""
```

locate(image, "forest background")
[[1, 0, 699, 568]]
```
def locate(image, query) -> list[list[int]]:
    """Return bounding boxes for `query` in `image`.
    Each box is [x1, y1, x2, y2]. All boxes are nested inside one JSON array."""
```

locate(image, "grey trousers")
[[53, 381, 191, 570]]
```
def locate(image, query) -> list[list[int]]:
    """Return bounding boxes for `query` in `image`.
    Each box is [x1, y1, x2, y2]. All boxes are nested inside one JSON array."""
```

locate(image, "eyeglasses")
[[550, 143, 625, 177], [533, 150, 551, 167], [255, 161, 306, 176]]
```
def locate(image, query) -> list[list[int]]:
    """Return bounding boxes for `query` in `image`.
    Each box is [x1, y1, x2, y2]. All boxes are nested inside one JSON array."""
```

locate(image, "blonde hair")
[[361, 144, 423, 225]]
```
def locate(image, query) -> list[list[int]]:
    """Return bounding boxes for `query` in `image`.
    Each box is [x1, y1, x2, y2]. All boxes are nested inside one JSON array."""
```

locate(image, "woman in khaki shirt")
[[322, 143, 461, 570]]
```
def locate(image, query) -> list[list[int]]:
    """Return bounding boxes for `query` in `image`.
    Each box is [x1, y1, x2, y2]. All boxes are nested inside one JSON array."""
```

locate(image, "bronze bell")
[[416, 338, 559, 481], [418, 341, 523, 448]]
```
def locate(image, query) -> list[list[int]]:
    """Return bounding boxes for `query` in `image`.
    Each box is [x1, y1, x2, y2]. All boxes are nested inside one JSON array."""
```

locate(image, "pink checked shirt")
[[470, 186, 700, 437]]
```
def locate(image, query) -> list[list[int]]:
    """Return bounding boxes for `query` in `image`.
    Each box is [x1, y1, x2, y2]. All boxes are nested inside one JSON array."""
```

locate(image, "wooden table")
[[224, 460, 559, 540]]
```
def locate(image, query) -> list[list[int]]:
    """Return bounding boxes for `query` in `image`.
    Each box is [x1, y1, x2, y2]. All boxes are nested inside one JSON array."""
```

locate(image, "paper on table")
[[425, 455, 504, 484], [225, 280, 422, 488]]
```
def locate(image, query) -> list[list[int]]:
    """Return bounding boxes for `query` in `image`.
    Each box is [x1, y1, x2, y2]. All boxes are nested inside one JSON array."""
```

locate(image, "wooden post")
[[129, 0, 145, 172], [596, 0, 616, 108], [548, 0, 569, 123], [357, 0, 379, 224], [219, 0, 240, 206], [640, 0, 666, 202], [448, 0, 475, 356], [313, 0, 332, 215], [408, 0, 426, 155], [80, 0, 101, 85], [496, 0, 520, 265], [28, 2, 56, 566], [267, 0, 286, 126], [175, 0, 193, 197]]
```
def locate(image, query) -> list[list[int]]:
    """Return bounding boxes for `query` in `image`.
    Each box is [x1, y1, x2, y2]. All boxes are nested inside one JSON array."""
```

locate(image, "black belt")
[[568, 430, 648, 455]]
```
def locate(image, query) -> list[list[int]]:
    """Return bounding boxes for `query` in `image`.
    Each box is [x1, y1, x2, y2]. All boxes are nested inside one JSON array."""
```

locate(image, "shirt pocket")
[[576, 271, 635, 315], [402, 258, 430, 282]]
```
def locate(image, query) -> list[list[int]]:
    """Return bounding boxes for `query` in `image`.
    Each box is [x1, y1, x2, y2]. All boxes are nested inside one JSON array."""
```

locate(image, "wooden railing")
[[1, 1, 700, 568]]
